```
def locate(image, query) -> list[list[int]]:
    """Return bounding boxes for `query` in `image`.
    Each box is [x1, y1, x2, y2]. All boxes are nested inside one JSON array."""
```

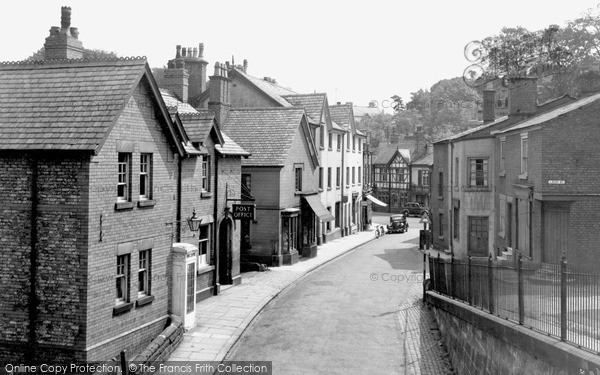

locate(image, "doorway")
[[468, 216, 489, 256], [219, 218, 233, 285]]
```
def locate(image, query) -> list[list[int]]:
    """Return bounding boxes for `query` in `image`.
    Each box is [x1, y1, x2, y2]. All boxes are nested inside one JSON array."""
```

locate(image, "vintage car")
[[401, 202, 430, 218], [387, 214, 408, 234]]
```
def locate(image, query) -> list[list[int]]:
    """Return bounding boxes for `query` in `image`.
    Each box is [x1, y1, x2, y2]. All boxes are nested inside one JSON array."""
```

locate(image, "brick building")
[[0, 8, 245, 363], [493, 78, 600, 271]]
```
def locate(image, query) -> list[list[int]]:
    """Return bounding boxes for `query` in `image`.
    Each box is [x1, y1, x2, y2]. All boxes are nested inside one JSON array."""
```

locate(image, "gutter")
[[213, 154, 220, 295]]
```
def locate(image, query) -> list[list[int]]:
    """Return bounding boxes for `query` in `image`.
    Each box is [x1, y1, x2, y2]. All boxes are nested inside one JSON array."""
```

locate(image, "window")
[[454, 158, 459, 186], [335, 202, 341, 228], [328, 132, 333, 149], [521, 135, 528, 176], [346, 167, 350, 186], [337, 134, 342, 151], [453, 207, 459, 240], [500, 139, 506, 172], [468, 158, 489, 187], [352, 137, 356, 151], [336, 167, 340, 188], [319, 167, 323, 189], [326, 207, 332, 231], [202, 155, 211, 191], [242, 173, 252, 201], [358, 139, 362, 152], [352, 167, 355, 185], [117, 153, 131, 202], [439, 213, 444, 236], [419, 170, 429, 186], [198, 224, 211, 266], [319, 126, 324, 148], [327, 167, 332, 189], [139, 154, 152, 199], [116, 254, 130, 304], [295, 167, 302, 191], [358, 167, 362, 185], [438, 172, 444, 197], [138, 250, 150, 297]]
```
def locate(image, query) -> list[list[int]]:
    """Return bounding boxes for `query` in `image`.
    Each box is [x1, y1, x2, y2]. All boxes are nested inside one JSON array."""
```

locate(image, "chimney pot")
[[182, 47, 187, 57], [60, 6, 71, 32], [243, 59, 248, 72], [199, 43, 204, 58], [192, 47, 197, 58], [69, 27, 79, 39], [214, 62, 220, 76], [176, 45, 181, 58]]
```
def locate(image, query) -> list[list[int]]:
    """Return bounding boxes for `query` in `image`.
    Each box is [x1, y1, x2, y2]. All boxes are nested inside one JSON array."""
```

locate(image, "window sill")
[[201, 191, 213, 199], [463, 187, 491, 192], [115, 202, 135, 211], [336, 187, 340, 190], [498, 170, 506, 177], [519, 173, 528, 180], [319, 188, 324, 192], [336, 149, 341, 152], [113, 302, 134, 316], [197, 265, 215, 275], [320, 146, 325, 150], [327, 187, 332, 191], [137, 199, 156, 208], [135, 295, 154, 308], [328, 148, 333, 151]]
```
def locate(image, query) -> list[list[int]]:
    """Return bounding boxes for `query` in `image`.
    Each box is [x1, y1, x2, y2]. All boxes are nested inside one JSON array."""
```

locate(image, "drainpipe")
[[341, 134, 345, 236], [26, 155, 39, 364], [176, 156, 182, 242], [449, 142, 454, 256], [213, 154, 219, 295]]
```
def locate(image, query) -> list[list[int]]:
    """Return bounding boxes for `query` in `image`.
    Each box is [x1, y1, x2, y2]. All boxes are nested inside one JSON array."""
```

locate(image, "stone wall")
[[427, 292, 600, 375]]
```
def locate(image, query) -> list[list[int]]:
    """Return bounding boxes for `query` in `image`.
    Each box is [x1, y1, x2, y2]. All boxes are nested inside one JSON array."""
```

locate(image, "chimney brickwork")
[[44, 7, 83, 60], [165, 43, 208, 104], [483, 89, 496, 123], [508, 78, 537, 116], [164, 68, 189, 103], [208, 62, 231, 124]]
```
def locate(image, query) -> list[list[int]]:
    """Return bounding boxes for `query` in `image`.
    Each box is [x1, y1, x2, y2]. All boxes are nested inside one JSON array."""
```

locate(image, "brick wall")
[[85, 78, 178, 361], [0, 152, 90, 363]]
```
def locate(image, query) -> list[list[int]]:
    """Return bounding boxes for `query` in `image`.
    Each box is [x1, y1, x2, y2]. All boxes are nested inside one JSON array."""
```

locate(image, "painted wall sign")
[[548, 180, 566, 185]]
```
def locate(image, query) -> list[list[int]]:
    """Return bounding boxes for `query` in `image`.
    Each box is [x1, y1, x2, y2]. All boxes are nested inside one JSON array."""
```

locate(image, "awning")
[[303, 195, 335, 222], [365, 194, 388, 207]]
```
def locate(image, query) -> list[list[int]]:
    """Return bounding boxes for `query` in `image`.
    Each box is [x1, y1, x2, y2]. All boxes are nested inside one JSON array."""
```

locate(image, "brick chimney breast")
[[483, 89, 496, 123], [44, 6, 83, 60], [508, 77, 537, 116]]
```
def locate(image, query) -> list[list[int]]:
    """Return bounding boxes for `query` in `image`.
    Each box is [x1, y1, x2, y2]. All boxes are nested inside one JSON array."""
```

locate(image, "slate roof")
[[329, 104, 352, 129], [215, 132, 251, 157], [282, 93, 326, 124], [220, 107, 307, 166], [179, 111, 215, 143], [373, 144, 411, 165], [0, 57, 150, 151], [160, 88, 198, 114], [412, 152, 433, 166], [231, 68, 296, 107]]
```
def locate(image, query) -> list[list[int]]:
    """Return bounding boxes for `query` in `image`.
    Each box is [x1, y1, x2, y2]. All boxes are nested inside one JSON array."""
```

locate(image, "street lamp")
[[187, 208, 202, 232]]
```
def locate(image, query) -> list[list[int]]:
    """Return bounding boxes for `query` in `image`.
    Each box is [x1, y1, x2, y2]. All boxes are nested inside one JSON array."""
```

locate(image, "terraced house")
[[0, 8, 246, 363]]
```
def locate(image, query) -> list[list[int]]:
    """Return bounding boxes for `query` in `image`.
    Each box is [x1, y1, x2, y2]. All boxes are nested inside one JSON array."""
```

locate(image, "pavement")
[[168, 227, 378, 363], [168, 216, 454, 374]]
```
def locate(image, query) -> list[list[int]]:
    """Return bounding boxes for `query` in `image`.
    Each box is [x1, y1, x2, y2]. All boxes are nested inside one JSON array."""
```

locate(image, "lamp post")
[[187, 208, 202, 232]]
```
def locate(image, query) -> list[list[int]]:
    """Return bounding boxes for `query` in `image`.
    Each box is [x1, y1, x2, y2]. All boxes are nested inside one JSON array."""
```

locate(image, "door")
[[542, 202, 569, 264], [219, 219, 232, 285], [468, 216, 489, 256]]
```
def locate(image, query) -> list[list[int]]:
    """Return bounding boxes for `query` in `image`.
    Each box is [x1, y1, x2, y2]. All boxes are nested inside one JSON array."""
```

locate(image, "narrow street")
[[225, 216, 454, 374]]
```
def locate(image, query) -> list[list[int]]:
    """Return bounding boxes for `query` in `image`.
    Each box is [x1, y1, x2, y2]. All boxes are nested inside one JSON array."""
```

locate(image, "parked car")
[[401, 202, 429, 217], [387, 214, 408, 234]]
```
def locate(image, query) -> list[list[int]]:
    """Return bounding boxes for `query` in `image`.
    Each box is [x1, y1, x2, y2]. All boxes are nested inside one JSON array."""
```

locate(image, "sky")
[[2, 0, 599, 111]]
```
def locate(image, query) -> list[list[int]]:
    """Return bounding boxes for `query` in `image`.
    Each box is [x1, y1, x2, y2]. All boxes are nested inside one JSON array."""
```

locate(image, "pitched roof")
[[282, 93, 326, 124], [329, 104, 352, 129], [230, 68, 296, 107], [215, 132, 251, 157], [178, 111, 216, 144], [373, 144, 411, 165], [220, 107, 308, 166], [0, 57, 161, 152], [160, 88, 198, 114], [412, 152, 433, 166], [438, 95, 578, 143], [497, 93, 600, 134]]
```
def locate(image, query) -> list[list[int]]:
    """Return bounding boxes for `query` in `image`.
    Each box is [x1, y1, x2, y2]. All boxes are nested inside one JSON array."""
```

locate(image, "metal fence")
[[428, 253, 600, 354]]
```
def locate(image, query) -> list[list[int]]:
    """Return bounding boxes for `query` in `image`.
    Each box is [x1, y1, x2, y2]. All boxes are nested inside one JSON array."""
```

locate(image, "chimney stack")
[[164, 43, 208, 105], [508, 77, 537, 116], [208, 61, 231, 124], [482, 87, 496, 123], [44, 7, 83, 60]]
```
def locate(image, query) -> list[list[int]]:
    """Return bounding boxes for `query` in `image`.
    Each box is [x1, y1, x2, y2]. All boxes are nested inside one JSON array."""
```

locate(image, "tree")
[[26, 47, 120, 61], [359, 113, 394, 148], [390, 95, 405, 113]]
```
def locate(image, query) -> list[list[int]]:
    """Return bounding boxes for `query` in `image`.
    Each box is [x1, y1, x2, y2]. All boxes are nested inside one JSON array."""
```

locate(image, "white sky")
[[2, 0, 599, 109]]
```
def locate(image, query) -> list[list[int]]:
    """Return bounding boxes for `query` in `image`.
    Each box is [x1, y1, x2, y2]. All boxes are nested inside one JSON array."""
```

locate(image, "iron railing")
[[427, 253, 600, 355]]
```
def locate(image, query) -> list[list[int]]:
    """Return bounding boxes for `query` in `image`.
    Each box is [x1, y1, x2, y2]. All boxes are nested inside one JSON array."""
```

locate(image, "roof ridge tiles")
[[230, 107, 304, 111], [0, 56, 147, 69]]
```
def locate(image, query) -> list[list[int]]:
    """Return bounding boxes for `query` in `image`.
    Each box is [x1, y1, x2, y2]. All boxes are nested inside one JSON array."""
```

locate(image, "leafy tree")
[[390, 95, 406, 113], [359, 112, 394, 148], [26, 47, 119, 61]]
